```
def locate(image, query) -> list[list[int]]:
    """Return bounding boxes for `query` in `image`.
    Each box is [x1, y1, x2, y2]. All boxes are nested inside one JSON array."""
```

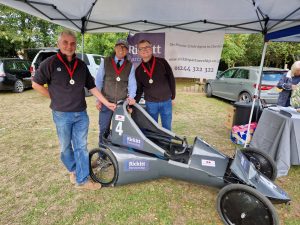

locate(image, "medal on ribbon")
[[112, 58, 126, 82], [141, 57, 156, 84], [56, 53, 78, 85]]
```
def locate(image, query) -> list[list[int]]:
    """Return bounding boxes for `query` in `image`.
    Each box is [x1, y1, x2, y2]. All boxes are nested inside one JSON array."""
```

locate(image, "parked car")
[[30, 48, 58, 77], [205, 66, 288, 104], [0, 58, 32, 93], [76, 53, 102, 79], [30, 49, 103, 96]]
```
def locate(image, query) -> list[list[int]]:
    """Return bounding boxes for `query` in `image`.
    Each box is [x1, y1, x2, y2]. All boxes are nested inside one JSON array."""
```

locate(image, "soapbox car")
[[89, 101, 290, 225]]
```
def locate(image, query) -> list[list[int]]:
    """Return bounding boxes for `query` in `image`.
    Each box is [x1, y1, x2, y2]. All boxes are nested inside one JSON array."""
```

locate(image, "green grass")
[[0, 81, 299, 225]]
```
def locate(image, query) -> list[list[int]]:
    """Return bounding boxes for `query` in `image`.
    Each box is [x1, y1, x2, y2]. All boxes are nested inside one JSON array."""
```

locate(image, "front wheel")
[[217, 184, 279, 225], [241, 147, 277, 181], [89, 147, 118, 187]]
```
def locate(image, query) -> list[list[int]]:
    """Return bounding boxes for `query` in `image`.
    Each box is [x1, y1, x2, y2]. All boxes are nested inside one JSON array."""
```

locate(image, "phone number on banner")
[[174, 66, 214, 73]]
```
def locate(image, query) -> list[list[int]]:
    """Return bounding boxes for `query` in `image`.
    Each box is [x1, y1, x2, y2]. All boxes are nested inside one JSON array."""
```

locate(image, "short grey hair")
[[58, 29, 77, 42]]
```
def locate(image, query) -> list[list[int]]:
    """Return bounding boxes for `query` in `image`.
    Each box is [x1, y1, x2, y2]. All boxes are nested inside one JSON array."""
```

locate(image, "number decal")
[[115, 121, 123, 136]]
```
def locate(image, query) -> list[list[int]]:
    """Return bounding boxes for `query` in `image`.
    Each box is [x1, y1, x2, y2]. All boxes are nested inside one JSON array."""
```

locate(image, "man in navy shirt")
[[32, 29, 116, 190]]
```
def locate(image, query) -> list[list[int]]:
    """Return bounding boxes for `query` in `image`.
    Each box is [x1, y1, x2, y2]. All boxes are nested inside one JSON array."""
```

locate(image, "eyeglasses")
[[116, 45, 128, 50], [138, 46, 152, 52]]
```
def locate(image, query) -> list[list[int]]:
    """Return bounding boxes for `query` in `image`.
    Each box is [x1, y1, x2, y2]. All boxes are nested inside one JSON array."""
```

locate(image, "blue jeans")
[[52, 110, 90, 185], [99, 105, 113, 145], [146, 99, 172, 130]]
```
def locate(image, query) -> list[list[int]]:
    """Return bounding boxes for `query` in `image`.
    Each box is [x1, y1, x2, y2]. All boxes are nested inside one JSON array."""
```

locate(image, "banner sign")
[[127, 33, 165, 68], [165, 32, 224, 79], [127, 32, 224, 79]]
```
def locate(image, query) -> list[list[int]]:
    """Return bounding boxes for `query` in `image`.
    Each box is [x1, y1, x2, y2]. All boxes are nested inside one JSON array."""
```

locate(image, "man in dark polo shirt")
[[32, 29, 116, 190], [95, 39, 136, 145], [135, 40, 176, 131]]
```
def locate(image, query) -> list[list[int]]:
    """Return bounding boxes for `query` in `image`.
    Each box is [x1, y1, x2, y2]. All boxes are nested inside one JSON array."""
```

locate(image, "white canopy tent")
[[1, 0, 300, 35], [1, 0, 300, 147]]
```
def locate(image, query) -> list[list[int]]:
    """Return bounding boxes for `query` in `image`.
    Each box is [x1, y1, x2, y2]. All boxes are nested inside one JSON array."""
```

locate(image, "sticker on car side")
[[115, 114, 125, 121], [123, 135, 144, 149], [201, 159, 216, 167], [124, 159, 149, 171]]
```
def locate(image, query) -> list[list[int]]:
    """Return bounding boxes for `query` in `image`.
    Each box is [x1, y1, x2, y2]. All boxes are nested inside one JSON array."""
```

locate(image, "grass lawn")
[[0, 82, 299, 225]]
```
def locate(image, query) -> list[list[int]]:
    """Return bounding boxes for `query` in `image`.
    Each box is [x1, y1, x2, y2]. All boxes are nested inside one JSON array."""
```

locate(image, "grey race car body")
[[96, 101, 290, 203]]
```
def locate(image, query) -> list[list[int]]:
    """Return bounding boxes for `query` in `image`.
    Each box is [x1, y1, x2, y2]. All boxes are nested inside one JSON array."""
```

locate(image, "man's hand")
[[172, 100, 175, 106], [96, 101, 102, 111], [107, 102, 116, 111], [127, 97, 136, 105]]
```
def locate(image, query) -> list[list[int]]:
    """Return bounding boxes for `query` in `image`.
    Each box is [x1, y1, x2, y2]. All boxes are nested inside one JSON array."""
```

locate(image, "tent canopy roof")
[[1, 0, 300, 35]]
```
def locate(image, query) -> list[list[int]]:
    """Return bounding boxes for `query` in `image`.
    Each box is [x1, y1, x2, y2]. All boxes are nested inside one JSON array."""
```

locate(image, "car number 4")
[[116, 121, 123, 136]]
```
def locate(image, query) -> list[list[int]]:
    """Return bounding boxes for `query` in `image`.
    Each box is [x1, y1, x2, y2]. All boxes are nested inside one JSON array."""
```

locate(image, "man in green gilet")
[[95, 39, 137, 145]]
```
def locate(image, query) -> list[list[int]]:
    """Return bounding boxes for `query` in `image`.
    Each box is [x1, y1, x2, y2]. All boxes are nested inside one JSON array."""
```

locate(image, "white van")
[[30, 49, 103, 79]]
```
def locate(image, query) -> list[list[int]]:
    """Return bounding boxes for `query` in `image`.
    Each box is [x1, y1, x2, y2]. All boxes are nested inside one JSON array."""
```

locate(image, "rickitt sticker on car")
[[201, 159, 216, 167], [123, 135, 144, 149], [124, 159, 149, 171]]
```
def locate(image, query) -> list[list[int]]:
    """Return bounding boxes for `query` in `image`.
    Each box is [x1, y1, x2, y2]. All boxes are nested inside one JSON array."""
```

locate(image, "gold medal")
[[69, 79, 75, 85]]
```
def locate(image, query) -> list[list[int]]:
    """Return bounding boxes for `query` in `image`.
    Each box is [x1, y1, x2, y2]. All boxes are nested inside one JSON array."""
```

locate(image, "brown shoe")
[[75, 180, 102, 190], [70, 173, 76, 185]]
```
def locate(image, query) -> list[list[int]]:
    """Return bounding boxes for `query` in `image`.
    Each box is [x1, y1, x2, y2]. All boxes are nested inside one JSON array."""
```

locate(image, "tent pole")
[[243, 41, 268, 148], [81, 33, 84, 60]]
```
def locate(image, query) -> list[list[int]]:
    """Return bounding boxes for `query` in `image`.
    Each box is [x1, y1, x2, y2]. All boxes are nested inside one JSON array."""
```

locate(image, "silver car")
[[205, 66, 288, 104]]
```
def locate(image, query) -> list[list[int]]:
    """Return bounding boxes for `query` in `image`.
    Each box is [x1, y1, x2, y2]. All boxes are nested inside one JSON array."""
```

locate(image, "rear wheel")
[[206, 84, 212, 97], [217, 184, 279, 225], [89, 147, 118, 186], [238, 92, 252, 103], [13, 79, 24, 93], [241, 147, 277, 180]]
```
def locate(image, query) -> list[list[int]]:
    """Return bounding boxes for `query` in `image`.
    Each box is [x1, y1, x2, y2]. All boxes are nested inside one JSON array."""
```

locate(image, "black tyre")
[[238, 92, 252, 103], [241, 147, 277, 181], [217, 184, 279, 225], [206, 84, 212, 97], [13, 79, 24, 93], [89, 147, 118, 187]]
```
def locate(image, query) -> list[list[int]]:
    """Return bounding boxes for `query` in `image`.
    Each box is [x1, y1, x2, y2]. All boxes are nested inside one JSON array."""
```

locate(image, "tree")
[[0, 5, 60, 57], [220, 33, 300, 69], [77, 33, 128, 56], [221, 34, 247, 68]]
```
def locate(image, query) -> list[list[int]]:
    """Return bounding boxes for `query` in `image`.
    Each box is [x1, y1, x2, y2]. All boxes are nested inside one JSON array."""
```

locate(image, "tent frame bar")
[[243, 41, 268, 148]]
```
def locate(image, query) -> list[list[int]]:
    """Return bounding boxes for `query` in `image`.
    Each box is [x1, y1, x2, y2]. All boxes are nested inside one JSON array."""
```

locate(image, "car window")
[[93, 55, 102, 65], [262, 72, 287, 81], [234, 69, 249, 79], [4, 61, 16, 70], [15, 61, 30, 71], [221, 69, 237, 78], [36, 52, 57, 66], [76, 53, 90, 65]]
